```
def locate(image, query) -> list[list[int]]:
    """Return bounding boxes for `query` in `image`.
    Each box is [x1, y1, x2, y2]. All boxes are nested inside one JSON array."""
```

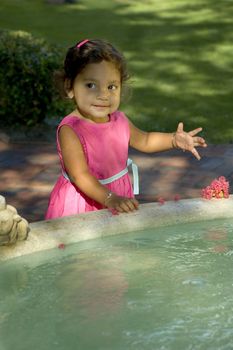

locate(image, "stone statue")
[[0, 195, 29, 245]]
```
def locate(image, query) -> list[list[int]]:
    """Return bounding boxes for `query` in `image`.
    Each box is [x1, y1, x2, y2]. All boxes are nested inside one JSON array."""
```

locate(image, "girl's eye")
[[108, 85, 118, 90], [86, 83, 96, 89]]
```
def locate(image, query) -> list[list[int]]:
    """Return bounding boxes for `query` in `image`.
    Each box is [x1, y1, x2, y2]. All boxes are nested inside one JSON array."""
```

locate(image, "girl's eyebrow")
[[83, 78, 97, 81], [109, 80, 121, 84], [83, 78, 120, 84]]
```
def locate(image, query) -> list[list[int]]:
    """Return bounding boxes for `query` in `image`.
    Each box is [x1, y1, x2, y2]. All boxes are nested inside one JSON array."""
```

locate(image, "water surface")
[[1, 218, 233, 350]]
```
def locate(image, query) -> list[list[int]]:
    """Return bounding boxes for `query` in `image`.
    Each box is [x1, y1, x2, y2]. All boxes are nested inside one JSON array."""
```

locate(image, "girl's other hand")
[[105, 193, 139, 213], [174, 122, 207, 160]]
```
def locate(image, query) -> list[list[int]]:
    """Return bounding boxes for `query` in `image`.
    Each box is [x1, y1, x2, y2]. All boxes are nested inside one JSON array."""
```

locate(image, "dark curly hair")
[[55, 39, 129, 98]]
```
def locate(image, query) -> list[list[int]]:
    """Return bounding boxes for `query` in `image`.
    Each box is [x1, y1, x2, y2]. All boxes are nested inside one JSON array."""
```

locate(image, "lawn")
[[1, 0, 233, 143]]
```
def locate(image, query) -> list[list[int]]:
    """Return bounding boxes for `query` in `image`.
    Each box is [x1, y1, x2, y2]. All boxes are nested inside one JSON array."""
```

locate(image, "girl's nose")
[[97, 87, 109, 100]]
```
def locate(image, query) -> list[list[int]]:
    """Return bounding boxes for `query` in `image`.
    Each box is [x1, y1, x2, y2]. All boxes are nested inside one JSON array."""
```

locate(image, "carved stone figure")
[[0, 195, 29, 245]]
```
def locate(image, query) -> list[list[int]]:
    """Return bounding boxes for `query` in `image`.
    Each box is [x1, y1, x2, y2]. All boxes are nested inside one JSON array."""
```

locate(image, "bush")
[[0, 29, 67, 127]]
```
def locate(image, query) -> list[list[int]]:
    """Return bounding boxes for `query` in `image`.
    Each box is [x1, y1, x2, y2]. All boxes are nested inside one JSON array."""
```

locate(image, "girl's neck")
[[71, 109, 110, 124]]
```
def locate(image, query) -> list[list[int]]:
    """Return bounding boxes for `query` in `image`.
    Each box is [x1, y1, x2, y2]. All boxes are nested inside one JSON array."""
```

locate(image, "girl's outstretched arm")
[[129, 120, 207, 160], [59, 126, 138, 213]]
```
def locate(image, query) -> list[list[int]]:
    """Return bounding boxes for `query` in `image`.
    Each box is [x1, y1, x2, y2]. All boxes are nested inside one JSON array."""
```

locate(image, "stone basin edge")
[[1, 196, 233, 261]]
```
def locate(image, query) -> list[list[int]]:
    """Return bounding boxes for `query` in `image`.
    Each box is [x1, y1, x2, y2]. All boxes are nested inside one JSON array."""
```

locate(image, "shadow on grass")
[[1, 0, 233, 141]]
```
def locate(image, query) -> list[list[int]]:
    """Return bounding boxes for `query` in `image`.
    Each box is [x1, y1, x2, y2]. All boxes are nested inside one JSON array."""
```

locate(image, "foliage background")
[[0, 29, 66, 127], [0, 0, 233, 142]]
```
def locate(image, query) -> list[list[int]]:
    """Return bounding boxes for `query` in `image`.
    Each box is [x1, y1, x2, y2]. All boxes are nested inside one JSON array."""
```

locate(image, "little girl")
[[45, 39, 207, 219]]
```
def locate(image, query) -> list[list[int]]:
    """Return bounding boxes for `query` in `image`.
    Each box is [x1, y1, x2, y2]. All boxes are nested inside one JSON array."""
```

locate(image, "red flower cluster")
[[201, 176, 230, 199]]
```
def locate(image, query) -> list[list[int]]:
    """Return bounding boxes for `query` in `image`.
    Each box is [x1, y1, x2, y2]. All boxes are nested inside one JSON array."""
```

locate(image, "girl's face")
[[68, 60, 121, 123]]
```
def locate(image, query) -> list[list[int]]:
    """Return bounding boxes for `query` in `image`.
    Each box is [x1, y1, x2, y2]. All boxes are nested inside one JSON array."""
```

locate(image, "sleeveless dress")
[[45, 111, 134, 219]]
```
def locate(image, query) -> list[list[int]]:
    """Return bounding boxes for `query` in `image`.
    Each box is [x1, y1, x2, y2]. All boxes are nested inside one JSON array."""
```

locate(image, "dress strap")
[[62, 158, 139, 195]]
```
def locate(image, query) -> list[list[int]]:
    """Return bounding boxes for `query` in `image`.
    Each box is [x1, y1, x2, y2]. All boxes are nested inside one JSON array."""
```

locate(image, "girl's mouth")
[[93, 105, 109, 108]]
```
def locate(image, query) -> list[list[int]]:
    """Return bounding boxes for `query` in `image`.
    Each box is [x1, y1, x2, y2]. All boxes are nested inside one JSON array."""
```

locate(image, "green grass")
[[1, 0, 233, 143]]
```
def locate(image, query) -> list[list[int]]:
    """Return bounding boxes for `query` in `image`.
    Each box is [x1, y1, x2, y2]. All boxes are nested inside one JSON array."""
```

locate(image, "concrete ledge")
[[1, 196, 233, 261]]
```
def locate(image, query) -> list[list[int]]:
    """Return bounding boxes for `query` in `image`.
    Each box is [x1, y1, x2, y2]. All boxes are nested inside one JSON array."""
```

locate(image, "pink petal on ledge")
[[174, 194, 181, 201], [158, 197, 165, 205], [58, 243, 65, 249], [109, 208, 119, 215]]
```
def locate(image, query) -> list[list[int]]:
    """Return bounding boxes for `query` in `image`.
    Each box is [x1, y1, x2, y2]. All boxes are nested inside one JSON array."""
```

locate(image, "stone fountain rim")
[[1, 196, 233, 261]]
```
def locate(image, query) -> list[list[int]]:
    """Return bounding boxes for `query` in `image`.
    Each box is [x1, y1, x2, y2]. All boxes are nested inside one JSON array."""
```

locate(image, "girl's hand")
[[104, 192, 139, 213], [173, 122, 207, 160]]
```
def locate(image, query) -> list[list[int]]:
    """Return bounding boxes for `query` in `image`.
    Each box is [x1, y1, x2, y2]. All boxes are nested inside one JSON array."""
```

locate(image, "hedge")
[[0, 29, 67, 127]]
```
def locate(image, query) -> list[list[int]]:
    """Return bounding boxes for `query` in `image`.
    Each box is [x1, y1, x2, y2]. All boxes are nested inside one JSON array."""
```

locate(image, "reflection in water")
[[205, 227, 230, 253], [58, 255, 129, 319], [1, 218, 233, 349]]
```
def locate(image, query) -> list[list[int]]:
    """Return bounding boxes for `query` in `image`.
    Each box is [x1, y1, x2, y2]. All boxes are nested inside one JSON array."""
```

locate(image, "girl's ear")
[[64, 79, 74, 99], [67, 90, 74, 99]]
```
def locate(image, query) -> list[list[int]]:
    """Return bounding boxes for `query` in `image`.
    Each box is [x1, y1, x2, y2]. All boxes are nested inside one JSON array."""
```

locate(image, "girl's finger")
[[121, 200, 134, 213], [123, 199, 139, 212], [127, 199, 139, 211], [194, 137, 207, 147], [176, 122, 184, 133], [120, 201, 132, 213], [191, 147, 201, 160], [188, 127, 202, 137], [124, 200, 135, 211], [116, 206, 124, 213], [131, 198, 139, 208]]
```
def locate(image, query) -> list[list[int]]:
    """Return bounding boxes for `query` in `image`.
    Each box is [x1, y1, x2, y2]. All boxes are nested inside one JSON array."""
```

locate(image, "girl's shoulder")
[[59, 114, 79, 124], [111, 110, 129, 124], [58, 114, 81, 129]]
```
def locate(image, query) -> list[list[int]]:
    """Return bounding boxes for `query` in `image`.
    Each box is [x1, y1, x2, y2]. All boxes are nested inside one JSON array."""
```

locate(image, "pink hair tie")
[[77, 39, 89, 48]]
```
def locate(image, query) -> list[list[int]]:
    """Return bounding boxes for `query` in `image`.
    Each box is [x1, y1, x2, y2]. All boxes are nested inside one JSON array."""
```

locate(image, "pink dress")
[[45, 111, 134, 219]]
